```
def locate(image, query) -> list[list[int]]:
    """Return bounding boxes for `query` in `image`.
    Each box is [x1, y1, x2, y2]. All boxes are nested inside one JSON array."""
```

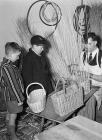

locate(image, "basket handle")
[[55, 77, 66, 93], [26, 82, 45, 99]]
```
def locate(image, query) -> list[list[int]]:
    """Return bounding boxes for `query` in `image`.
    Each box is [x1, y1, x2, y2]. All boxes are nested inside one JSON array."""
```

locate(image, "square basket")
[[50, 79, 83, 117]]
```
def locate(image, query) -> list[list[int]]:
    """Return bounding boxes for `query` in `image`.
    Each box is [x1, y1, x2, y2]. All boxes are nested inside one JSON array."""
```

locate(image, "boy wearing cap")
[[22, 35, 53, 96]]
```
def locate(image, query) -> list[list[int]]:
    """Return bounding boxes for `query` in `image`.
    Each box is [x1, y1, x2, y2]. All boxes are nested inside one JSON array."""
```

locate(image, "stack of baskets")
[[74, 70, 91, 95], [69, 64, 91, 95]]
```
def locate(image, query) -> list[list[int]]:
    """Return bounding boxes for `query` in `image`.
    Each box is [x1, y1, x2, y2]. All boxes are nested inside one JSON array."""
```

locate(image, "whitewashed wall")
[[0, 0, 102, 78]]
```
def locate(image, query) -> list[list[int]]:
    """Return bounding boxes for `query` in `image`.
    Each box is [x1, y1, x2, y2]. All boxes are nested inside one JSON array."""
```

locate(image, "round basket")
[[26, 82, 46, 113]]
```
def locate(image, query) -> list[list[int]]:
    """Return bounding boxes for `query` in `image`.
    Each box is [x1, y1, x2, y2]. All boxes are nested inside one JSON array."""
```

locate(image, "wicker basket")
[[70, 64, 91, 95], [50, 78, 83, 116], [26, 83, 46, 113]]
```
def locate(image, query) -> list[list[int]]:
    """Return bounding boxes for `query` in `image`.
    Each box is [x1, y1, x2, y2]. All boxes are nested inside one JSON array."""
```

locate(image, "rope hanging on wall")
[[73, 5, 91, 42], [39, 1, 62, 26], [27, 0, 62, 38]]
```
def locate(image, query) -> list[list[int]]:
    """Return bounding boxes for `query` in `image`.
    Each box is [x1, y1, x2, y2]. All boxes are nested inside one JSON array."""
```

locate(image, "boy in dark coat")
[[22, 35, 53, 96]]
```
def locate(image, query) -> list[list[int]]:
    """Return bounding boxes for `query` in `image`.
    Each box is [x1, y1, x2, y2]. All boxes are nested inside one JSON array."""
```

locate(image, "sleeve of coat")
[[2, 64, 24, 102]]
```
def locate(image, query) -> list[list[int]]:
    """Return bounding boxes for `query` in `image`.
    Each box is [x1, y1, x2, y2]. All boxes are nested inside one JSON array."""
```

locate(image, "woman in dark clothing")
[[22, 35, 53, 96]]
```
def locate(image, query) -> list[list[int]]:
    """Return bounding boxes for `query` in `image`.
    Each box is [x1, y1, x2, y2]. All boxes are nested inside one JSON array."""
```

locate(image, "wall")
[[0, 0, 81, 62], [0, 0, 33, 61], [0, 0, 102, 78]]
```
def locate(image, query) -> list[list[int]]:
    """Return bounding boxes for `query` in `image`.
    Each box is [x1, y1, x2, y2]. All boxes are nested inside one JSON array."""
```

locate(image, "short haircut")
[[87, 32, 101, 49], [5, 42, 21, 55], [87, 32, 97, 41]]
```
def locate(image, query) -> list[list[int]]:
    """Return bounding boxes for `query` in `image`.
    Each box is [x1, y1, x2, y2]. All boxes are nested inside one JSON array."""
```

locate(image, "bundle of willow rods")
[[16, 18, 31, 51]]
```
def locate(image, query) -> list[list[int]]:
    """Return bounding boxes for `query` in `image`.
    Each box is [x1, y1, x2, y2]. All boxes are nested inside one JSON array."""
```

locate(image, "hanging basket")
[[26, 82, 46, 113]]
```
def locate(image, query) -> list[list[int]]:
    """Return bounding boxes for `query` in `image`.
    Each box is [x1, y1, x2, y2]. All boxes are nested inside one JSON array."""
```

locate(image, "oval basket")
[[26, 82, 46, 113]]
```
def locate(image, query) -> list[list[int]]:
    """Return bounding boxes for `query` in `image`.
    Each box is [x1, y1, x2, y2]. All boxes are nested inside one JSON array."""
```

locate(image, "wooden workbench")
[[34, 115, 102, 140], [26, 86, 99, 124]]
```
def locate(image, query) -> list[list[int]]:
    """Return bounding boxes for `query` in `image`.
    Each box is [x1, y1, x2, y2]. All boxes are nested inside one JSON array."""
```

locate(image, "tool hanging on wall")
[[73, 3, 91, 43]]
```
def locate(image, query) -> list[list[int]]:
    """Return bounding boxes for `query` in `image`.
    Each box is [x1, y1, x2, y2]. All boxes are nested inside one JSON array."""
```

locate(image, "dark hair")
[[87, 32, 97, 41], [87, 32, 101, 49], [5, 42, 21, 55]]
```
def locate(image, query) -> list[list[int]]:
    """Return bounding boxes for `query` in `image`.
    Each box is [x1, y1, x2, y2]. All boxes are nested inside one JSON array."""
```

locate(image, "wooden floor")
[[0, 111, 43, 140]]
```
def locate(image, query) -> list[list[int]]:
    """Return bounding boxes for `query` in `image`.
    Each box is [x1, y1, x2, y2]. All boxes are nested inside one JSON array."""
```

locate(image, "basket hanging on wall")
[[73, 5, 91, 43]]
